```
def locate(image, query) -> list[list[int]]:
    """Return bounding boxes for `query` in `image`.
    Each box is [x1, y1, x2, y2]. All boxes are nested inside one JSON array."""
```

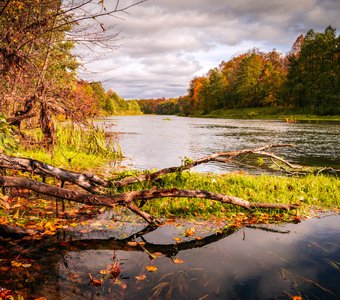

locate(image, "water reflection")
[[96, 116, 340, 172], [1, 215, 339, 299]]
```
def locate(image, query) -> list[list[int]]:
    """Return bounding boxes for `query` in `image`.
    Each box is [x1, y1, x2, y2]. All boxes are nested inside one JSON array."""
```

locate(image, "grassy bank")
[[115, 171, 339, 222], [195, 107, 340, 122], [18, 122, 122, 171]]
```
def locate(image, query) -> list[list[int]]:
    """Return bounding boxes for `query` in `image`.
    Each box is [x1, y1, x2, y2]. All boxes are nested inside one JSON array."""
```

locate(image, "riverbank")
[[189, 107, 340, 122]]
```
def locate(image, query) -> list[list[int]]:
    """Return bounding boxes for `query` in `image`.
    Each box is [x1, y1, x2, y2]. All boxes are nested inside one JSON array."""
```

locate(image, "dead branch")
[[113, 144, 295, 187], [0, 153, 109, 193], [0, 176, 298, 225], [0, 144, 294, 192]]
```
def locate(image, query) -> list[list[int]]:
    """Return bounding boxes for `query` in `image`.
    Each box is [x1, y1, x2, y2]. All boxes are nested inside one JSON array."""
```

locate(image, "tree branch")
[[0, 176, 299, 225]]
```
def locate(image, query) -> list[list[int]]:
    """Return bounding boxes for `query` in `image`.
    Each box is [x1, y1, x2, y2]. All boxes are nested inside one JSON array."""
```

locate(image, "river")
[[96, 115, 340, 172]]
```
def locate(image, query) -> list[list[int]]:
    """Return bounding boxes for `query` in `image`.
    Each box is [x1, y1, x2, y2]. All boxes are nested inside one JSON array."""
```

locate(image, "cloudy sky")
[[78, 0, 340, 99]]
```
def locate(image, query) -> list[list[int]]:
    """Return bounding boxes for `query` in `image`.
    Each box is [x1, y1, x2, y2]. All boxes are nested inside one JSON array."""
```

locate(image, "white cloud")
[[77, 0, 340, 98]]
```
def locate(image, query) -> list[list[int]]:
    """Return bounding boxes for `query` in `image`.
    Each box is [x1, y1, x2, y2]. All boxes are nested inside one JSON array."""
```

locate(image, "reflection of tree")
[[1, 223, 293, 298], [66, 226, 238, 257]]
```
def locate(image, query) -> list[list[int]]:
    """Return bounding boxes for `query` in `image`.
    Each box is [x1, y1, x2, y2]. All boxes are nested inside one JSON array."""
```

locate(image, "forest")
[[139, 26, 340, 117]]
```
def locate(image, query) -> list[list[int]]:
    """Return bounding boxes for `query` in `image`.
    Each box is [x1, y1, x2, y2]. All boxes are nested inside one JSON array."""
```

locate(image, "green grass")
[[200, 107, 340, 122], [117, 171, 340, 221], [18, 122, 122, 171]]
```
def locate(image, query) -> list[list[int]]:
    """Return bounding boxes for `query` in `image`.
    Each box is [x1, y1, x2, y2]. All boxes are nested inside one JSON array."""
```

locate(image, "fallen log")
[[0, 144, 296, 193], [0, 153, 109, 193], [0, 175, 299, 225]]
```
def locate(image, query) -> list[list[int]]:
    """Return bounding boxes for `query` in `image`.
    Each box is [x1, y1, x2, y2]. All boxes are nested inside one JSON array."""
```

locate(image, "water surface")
[[1, 214, 339, 299], [96, 116, 340, 172]]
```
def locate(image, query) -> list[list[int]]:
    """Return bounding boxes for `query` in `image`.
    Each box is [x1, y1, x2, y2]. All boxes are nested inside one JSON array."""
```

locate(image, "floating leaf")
[[127, 241, 139, 247], [185, 227, 195, 237], [99, 269, 109, 275], [135, 274, 147, 281], [173, 258, 184, 264], [88, 273, 102, 286], [196, 236, 203, 240], [146, 265, 157, 272], [173, 237, 182, 243]]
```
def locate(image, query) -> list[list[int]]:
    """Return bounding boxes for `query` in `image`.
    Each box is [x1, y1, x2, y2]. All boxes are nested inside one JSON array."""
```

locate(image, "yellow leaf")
[[173, 237, 182, 243], [185, 227, 195, 237], [145, 265, 157, 272], [135, 274, 147, 281], [13, 210, 20, 220], [11, 261, 22, 267], [22, 264, 32, 268], [69, 223, 78, 227], [99, 269, 109, 275], [196, 236, 203, 240]]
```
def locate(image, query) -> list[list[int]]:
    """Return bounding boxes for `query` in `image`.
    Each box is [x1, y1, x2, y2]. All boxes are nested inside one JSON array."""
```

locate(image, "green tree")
[[233, 50, 264, 107], [284, 26, 340, 114]]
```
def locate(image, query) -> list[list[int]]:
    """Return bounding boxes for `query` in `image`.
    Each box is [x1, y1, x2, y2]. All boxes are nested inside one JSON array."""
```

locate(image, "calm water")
[[96, 115, 340, 172], [1, 214, 339, 299]]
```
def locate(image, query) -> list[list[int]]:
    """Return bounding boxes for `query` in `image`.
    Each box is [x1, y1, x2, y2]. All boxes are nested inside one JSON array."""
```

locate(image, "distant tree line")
[[139, 26, 340, 116], [74, 81, 142, 118]]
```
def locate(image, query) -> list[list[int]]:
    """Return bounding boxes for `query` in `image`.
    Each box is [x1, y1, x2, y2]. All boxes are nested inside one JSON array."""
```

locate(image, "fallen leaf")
[[22, 263, 32, 268], [88, 273, 102, 286], [173, 237, 182, 243], [138, 241, 146, 246], [120, 282, 127, 289], [69, 273, 80, 279], [196, 236, 203, 240], [127, 241, 139, 247], [173, 258, 184, 264], [108, 262, 120, 277], [11, 260, 22, 267], [99, 269, 109, 275], [145, 265, 157, 272], [153, 252, 163, 257], [292, 297, 302, 300], [135, 274, 147, 281], [185, 227, 195, 237]]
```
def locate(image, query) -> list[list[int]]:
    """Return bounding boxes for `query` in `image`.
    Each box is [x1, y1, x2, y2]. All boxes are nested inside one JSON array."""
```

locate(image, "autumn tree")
[[0, 0, 145, 150]]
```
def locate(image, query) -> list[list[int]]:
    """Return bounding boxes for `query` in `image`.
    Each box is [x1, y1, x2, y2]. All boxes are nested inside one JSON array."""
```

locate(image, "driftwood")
[[0, 144, 301, 229]]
